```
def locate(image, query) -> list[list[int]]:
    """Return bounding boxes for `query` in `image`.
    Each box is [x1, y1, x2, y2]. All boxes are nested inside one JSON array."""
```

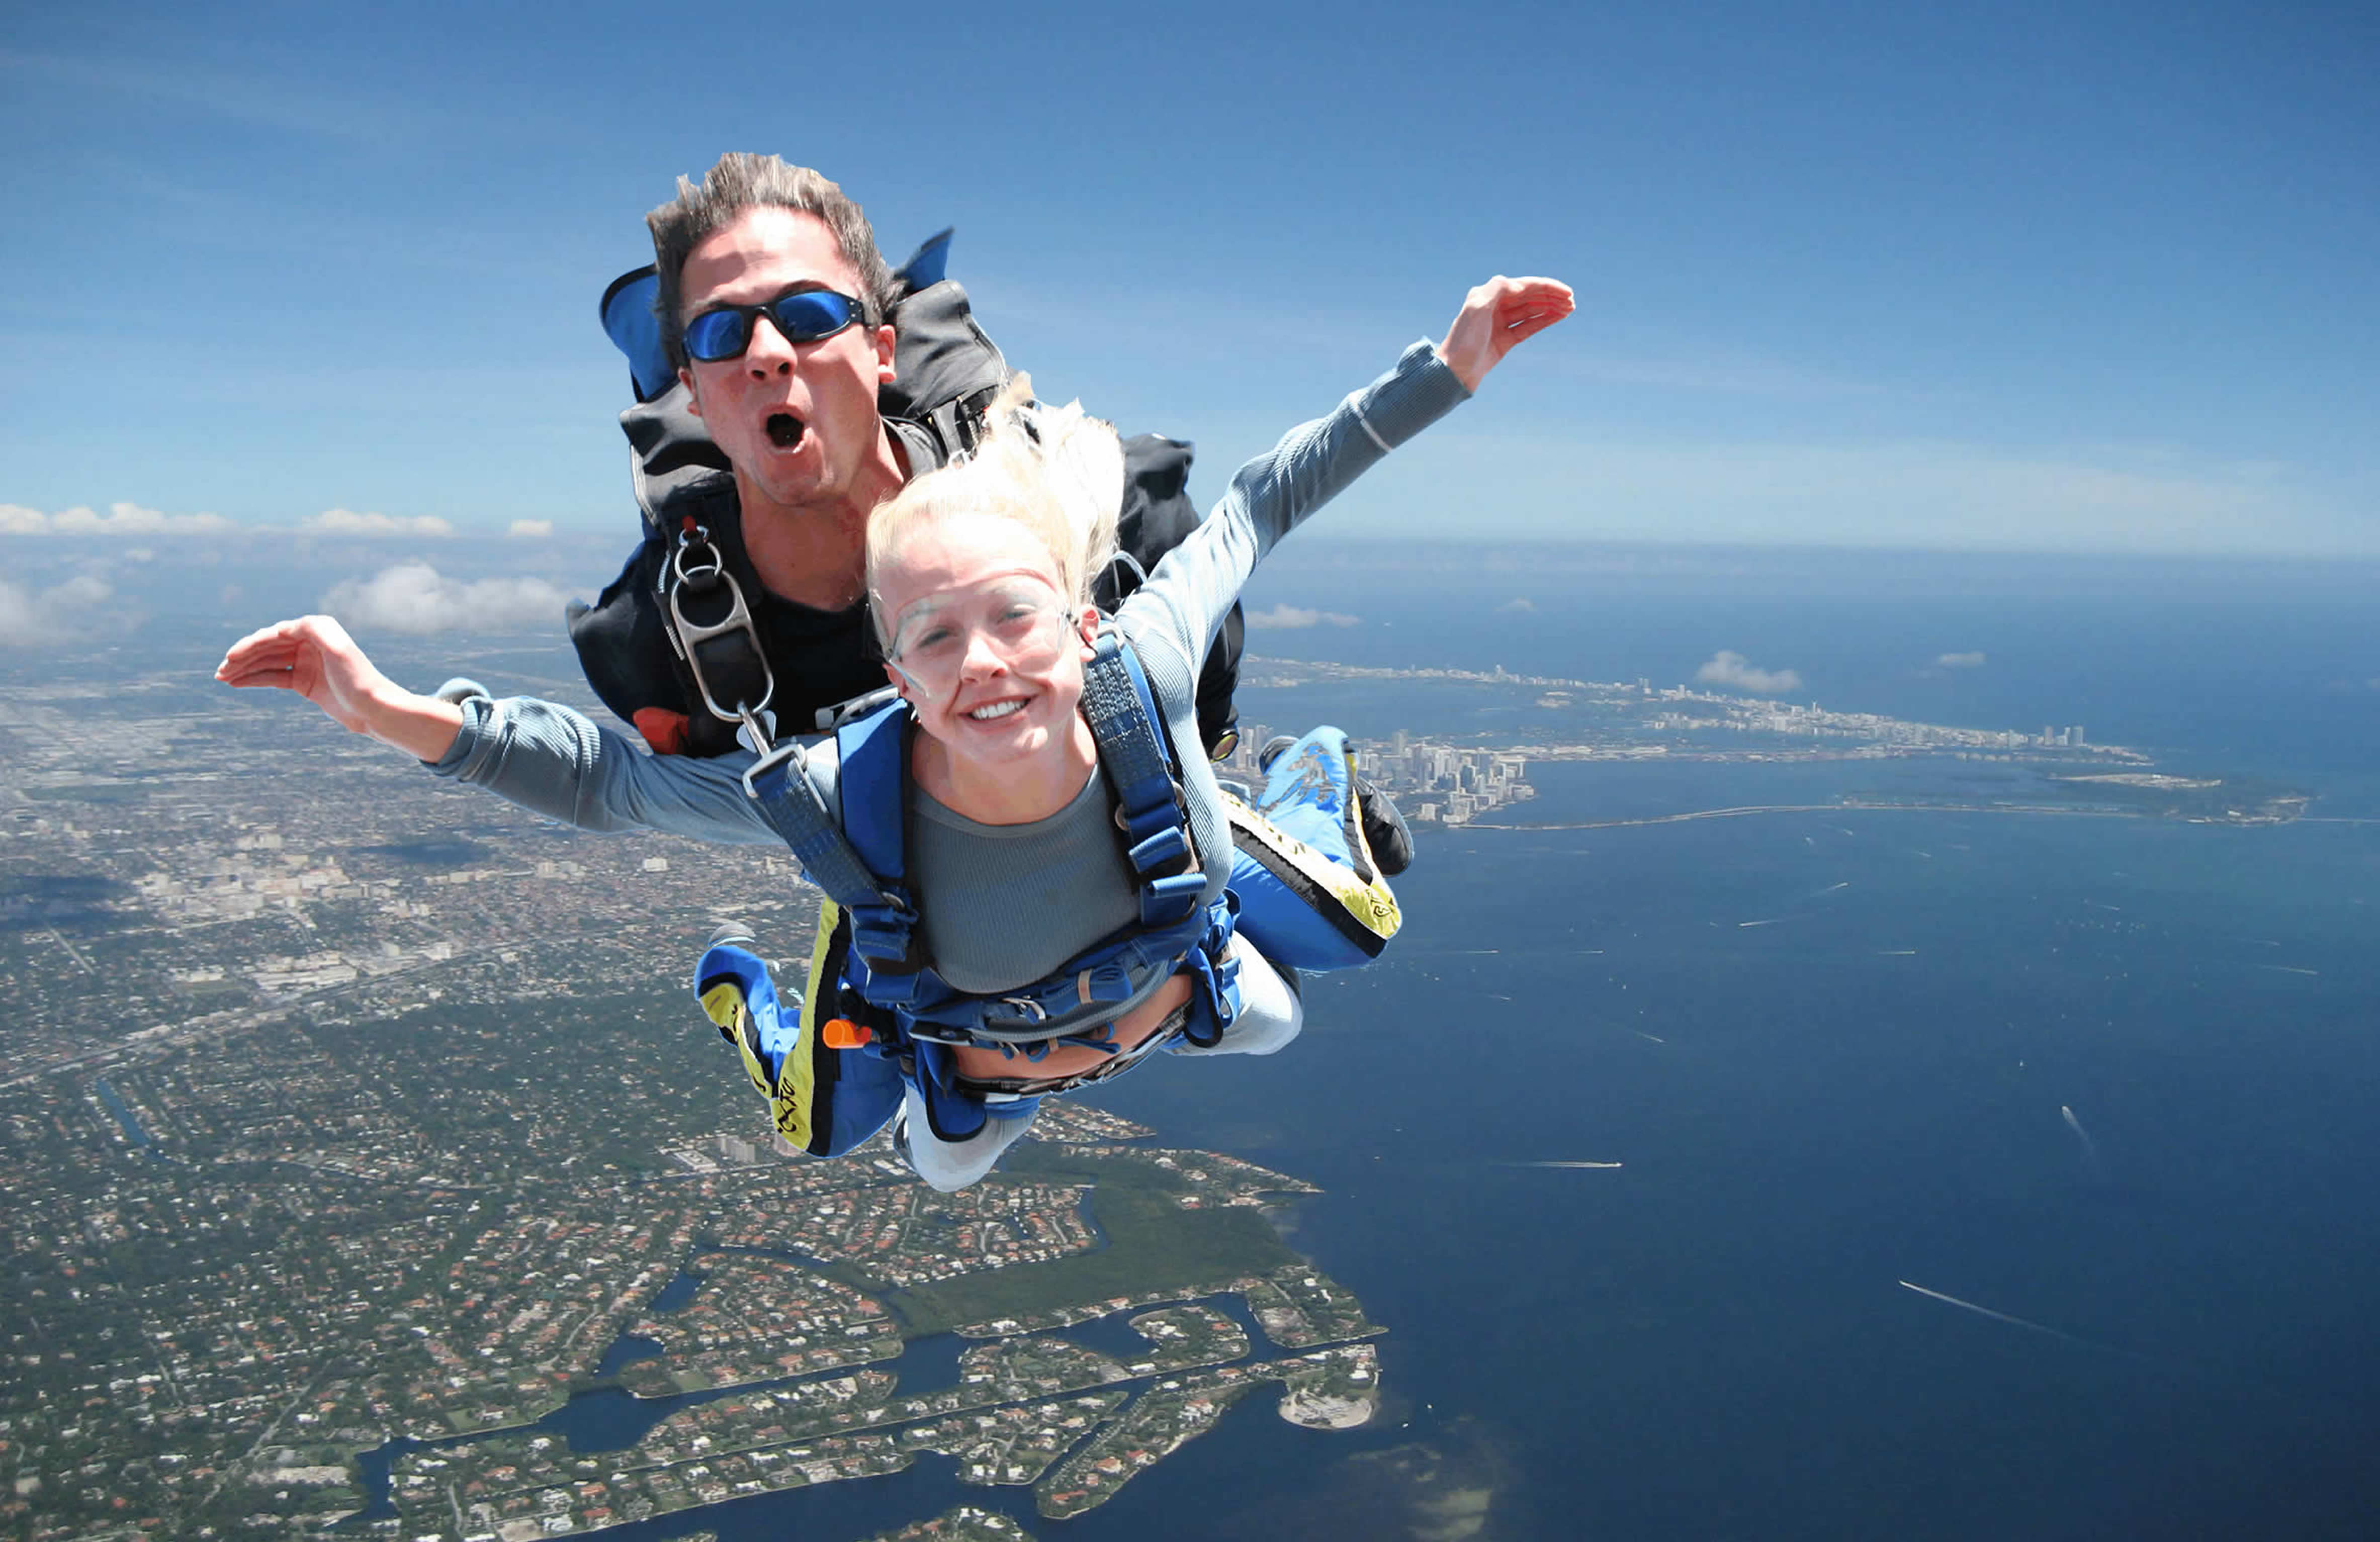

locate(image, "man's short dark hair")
[[647, 154, 898, 371]]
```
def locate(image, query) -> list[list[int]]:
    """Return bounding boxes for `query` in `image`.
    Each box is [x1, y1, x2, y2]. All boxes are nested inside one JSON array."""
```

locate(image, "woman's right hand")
[[1438, 276, 1575, 392], [216, 615, 465, 760]]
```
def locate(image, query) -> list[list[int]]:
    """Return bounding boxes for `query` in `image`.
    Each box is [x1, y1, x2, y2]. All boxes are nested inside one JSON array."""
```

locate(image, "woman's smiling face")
[[873, 510, 1097, 769]]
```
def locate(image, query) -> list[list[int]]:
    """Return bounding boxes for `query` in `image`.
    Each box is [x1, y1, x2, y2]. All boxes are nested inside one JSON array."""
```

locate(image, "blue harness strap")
[[741, 739, 895, 913], [1081, 633, 1211, 927], [740, 712, 920, 968], [824, 708, 921, 968]]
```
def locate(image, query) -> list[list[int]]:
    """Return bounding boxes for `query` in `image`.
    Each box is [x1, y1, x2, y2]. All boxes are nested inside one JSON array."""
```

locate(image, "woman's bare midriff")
[[948, 968, 1193, 1082]]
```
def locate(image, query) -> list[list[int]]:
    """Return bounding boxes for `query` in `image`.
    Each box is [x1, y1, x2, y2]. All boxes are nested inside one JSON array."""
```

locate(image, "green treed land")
[[882, 1145, 1301, 1336]]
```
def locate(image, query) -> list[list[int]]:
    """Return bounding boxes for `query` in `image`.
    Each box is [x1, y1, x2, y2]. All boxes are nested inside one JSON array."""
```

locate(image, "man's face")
[[676, 206, 896, 516]]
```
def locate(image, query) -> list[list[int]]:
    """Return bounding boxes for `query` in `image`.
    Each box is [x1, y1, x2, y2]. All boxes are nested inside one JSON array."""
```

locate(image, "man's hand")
[[215, 615, 465, 761], [1438, 276, 1575, 392]]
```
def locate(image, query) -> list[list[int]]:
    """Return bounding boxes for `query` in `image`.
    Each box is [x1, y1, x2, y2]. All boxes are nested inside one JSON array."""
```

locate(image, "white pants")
[[899, 942, 1302, 1192]]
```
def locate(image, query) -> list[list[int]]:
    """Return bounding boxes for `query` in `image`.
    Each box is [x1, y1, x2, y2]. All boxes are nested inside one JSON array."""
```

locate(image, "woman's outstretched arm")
[[1119, 275, 1573, 675]]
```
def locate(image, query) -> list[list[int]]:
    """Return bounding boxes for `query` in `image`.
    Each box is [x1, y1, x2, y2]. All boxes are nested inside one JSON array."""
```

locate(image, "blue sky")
[[3, 0, 2375, 563]]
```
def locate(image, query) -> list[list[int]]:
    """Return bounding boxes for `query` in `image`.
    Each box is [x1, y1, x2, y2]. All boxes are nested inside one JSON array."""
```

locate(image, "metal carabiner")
[[666, 526, 778, 743]]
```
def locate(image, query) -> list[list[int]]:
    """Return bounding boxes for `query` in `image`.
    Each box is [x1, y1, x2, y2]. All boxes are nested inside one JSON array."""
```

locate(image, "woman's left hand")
[[1438, 276, 1575, 392]]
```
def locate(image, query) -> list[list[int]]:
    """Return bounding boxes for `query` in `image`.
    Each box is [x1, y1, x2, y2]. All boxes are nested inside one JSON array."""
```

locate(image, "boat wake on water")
[[2061, 1104, 2108, 1184], [1503, 1160, 1625, 1169], [1896, 1281, 2147, 1362]]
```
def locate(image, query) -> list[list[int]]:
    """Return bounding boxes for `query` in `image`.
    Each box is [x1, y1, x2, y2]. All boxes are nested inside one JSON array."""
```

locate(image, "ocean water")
[[1104, 769, 2380, 1539], [1090, 553, 2380, 1539]]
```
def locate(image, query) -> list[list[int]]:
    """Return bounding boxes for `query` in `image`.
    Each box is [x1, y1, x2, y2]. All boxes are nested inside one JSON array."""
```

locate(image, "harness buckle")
[[739, 736, 809, 802], [666, 526, 778, 734], [815, 686, 900, 734]]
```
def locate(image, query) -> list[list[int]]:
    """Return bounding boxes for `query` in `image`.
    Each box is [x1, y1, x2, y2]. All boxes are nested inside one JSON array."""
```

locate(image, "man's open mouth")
[[765, 412, 807, 450], [968, 699, 1026, 721]]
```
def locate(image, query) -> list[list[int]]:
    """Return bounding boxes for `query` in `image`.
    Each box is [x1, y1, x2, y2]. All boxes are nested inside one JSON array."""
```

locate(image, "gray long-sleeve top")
[[432, 340, 1468, 988]]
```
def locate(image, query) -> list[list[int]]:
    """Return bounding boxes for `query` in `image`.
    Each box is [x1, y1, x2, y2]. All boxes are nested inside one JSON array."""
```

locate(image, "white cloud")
[[1245, 604, 1359, 629], [0, 573, 113, 646], [1935, 651, 1987, 669], [321, 563, 568, 636], [1, 501, 233, 536], [1497, 597, 1535, 613], [506, 519, 554, 539], [305, 508, 455, 538], [1697, 650, 1803, 694]]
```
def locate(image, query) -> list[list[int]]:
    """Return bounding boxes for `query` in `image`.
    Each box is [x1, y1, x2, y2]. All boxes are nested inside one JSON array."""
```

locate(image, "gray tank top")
[[910, 770, 1145, 995]]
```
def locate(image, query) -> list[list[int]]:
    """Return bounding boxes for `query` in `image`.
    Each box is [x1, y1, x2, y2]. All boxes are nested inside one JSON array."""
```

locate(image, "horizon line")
[[10, 526, 2380, 566]]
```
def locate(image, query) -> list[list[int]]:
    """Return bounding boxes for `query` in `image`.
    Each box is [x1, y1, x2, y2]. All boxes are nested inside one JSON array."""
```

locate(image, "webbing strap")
[[896, 908, 1208, 1043], [1176, 913, 1243, 1048], [829, 707, 922, 968], [741, 735, 917, 965], [1081, 633, 1202, 927]]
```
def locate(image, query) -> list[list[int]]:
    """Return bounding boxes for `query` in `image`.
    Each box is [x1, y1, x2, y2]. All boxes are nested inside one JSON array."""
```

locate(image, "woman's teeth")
[[968, 699, 1025, 721]]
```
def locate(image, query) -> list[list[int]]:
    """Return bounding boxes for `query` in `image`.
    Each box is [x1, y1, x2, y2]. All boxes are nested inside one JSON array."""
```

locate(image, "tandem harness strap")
[[953, 1000, 1193, 1102]]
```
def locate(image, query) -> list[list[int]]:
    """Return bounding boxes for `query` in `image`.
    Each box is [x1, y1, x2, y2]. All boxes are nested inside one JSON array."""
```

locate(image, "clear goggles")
[[883, 579, 1075, 700]]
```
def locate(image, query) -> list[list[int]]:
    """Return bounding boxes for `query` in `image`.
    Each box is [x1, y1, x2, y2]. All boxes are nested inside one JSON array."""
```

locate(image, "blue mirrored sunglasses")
[[681, 288, 864, 364]]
